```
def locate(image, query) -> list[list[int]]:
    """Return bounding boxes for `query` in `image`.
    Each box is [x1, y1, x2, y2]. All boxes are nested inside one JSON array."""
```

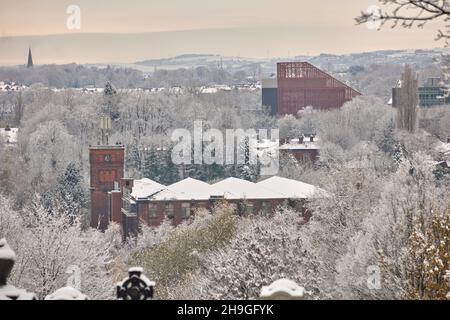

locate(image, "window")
[[181, 203, 191, 218], [165, 203, 174, 219], [303, 153, 310, 162], [148, 204, 157, 219], [99, 170, 116, 182], [122, 199, 136, 213], [245, 203, 254, 215], [261, 201, 271, 216]]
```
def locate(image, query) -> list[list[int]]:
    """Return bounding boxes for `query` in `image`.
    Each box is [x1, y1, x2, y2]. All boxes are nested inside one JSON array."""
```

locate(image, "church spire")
[[27, 47, 33, 68]]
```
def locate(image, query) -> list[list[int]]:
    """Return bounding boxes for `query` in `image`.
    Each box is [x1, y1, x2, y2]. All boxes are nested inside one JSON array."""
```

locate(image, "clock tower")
[[89, 145, 125, 230]]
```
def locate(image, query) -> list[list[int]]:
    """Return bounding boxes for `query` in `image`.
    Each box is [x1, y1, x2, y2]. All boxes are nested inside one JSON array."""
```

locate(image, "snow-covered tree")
[[54, 162, 87, 220], [179, 208, 320, 300], [130, 204, 238, 299], [334, 154, 449, 299], [0, 195, 120, 299], [396, 65, 419, 133]]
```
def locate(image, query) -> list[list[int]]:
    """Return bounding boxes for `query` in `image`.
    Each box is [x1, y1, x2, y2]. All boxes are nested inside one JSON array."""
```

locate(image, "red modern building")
[[262, 62, 361, 116]]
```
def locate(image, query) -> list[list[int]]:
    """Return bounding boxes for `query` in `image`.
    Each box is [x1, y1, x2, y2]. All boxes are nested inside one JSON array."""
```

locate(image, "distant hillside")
[[130, 48, 448, 75], [136, 54, 220, 66], [133, 53, 261, 73]]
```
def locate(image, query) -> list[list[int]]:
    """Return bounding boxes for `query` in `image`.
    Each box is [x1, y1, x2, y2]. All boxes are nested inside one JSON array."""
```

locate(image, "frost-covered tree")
[[142, 148, 161, 181], [53, 162, 88, 221], [0, 195, 120, 299], [356, 0, 450, 44], [300, 168, 384, 298], [130, 204, 238, 299], [235, 136, 259, 182], [334, 154, 449, 299], [277, 115, 302, 139], [179, 208, 320, 300], [396, 66, 419, 133], [405, 209, 450, 299]]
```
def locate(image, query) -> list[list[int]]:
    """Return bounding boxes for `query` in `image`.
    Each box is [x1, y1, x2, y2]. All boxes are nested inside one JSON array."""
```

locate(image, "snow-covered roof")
[[256, 176, 325, 199], [200, 87, 218, 94], [130, 176, 325, 202], [212, 177, 286, 200], [131, 178, 165, 199], [0, 127, 18, 145], [260, 279, 305, 299], [256, 139, 279, 150], [45, 287, 88, 300], [0, 238, 16, 261], [148, 188, 190, 201], [168, 177, 228, 200], [279, 138, 320, 151], [436, 141, 450, 158]]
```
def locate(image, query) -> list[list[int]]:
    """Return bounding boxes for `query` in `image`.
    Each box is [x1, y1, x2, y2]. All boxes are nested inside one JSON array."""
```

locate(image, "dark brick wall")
[[89, 147, 124, 231], [281, 149, 319, 162]]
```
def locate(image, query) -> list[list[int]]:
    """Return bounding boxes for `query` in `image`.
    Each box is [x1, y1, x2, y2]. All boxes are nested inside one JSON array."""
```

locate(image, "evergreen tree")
[[127, 143, 143, 175], [160, 149, 179, 184], [235, 137, 259, 182], [143, 148, 161, 182], [396, 65, 418, 133], [104, 81, 117, 96], [375, 117, 397, 156], [55, 162, 87, 220], [103, 81, 119, 120]]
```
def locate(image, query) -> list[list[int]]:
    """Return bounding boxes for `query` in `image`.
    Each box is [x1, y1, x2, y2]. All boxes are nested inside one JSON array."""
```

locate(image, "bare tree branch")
[[356, 0, 450, 43]]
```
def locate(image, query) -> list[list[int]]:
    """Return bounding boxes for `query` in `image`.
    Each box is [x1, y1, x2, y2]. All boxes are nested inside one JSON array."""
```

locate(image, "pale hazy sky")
[[0, 0, 447, 64]]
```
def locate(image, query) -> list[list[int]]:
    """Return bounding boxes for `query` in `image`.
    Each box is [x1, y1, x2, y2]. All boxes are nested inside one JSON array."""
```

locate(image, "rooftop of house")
[[130, 178, 166, 199], [168, 177, 228, 201], [212, 177, 286, 200], [0, 127, 18, 145], [89, 144, 124, 150], [128, 176, 325, 202], [279, 136, 320, 151], [435, 141, 450, 160], [147, 187, 190, 201], [256, 176, 324, 199]]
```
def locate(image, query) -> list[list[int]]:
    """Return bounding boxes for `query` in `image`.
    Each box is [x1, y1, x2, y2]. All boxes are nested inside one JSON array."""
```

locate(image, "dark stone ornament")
[[116, 267, 154, 300]]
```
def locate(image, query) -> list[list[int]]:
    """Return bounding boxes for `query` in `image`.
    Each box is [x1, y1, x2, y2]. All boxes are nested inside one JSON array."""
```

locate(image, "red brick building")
[[89, 145, 124, 231], [279, 135, 320, 162], [115, 176, 324, 235], [89, 146, 326, 238]]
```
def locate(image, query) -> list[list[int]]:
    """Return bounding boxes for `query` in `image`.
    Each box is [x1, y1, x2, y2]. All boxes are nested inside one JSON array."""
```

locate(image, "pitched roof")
[[168, 177, 228, 200], [279, 138, 320, 151], [0, 127, 18, 144], [212, 177, 286, 200], [148, 188, 190, 201], [256, 176, 323, 199], [131, 178, 165, 199]]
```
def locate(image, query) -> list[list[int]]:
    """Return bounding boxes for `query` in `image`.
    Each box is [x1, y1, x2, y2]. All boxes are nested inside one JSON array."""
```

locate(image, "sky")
[[0, 0, 447, 64]]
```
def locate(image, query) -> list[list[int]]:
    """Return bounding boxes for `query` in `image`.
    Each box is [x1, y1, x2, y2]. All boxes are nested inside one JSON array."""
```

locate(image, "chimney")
[[310, 135, 314, 142], [299, 136, 304, 144]]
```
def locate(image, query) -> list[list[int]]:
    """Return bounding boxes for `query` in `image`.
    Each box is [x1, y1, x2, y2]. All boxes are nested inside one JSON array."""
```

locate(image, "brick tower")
[[89, 145, 124, 230]]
